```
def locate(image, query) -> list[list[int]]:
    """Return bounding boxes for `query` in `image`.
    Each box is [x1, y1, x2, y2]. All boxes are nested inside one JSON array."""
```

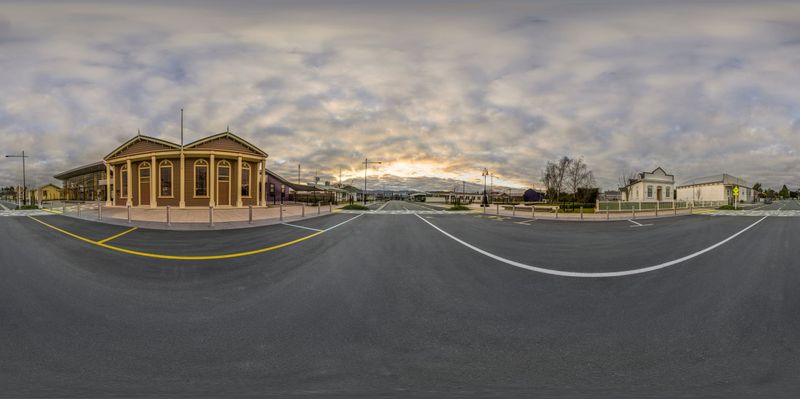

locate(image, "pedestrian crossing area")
[[702, 210, 800, 217], [0, 209, 55, 217], [337, 209, 471, 215]]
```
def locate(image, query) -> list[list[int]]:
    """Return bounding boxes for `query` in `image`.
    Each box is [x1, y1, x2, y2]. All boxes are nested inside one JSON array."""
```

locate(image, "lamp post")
[[5, 151, 28, 206], [363, 158, 382, 204], [481, 168, 489, 207]]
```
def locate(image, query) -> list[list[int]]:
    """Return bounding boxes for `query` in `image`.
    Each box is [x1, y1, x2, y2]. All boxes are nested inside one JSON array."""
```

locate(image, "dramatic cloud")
[[1, 0, 798, 191]]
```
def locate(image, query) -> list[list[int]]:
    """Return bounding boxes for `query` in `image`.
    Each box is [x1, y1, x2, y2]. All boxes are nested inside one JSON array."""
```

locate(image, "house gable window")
[[647, 185, 653, 198]]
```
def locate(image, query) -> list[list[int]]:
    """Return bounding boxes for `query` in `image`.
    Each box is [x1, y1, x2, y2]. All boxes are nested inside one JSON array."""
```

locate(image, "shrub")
[[341, 204, 370, 210], [446, 205, 471, 211]]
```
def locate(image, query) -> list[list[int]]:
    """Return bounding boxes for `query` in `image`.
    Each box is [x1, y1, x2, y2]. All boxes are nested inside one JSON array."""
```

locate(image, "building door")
[[139, 162, 151, 206], [217, 160, 231, 206], [657, 186, 663, 201]]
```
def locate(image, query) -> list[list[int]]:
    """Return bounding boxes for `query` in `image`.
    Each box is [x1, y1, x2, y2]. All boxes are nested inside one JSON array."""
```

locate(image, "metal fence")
[[596, 201, 727, 211]]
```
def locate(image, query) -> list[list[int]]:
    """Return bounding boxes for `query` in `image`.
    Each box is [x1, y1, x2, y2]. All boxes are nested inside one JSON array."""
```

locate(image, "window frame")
[[158, 160, 174, 198], [138, 161, 151, 183], [120, 165, 129, 198], [241, 163, 251, 198], [217, 160, 231, 182], [647, 185, 653, 198], [194, 159, 209, 198]]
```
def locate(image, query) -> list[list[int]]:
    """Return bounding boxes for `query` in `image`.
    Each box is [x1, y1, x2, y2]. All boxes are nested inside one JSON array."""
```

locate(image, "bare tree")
[[618, 169, 638, 200], [542, 156, 573, 202], [567, 157, 593, 196]]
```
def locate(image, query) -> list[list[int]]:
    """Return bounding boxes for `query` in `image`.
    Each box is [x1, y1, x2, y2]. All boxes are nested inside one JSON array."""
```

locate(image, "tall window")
[[647, 185, 653, 198], [159, 160, 173, 197], [139, 162, 150, 183], [121, 165, 128, 198], [241, 163, 250, 197], [194, 160, 208, 197], [665, 186, 671, 198], [218, 160, 230, 182]]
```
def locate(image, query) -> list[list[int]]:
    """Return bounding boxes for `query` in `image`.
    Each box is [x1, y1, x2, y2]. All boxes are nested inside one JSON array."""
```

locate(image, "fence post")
[[248, 205, 253, 224], [483, 204, 486, 214], [166, 205, 171, 227], [209, 206, 214, 227], [673, 201, 676, 216], [656, 201, 659, 216], [555, 207, 559, 219], [580, 206, 584, 220], [512, 204, 516, 217], [63, 203, 66, 214], [606, 207, 610, 220], [496, 203, 499, 215], [77, 203, 81, 217], [531, 205, 535, 219], [632, 207, 636, 220], [302, 203, 305, 217], [98, 204, 102, 220], [280, 203, 283, 221], [329, 202, 332, 213], [127, 205, 131, 224], [318, 202, 321, 215]]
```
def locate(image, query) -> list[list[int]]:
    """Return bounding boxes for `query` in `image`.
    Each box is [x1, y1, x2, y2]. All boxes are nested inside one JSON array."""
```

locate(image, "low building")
[[598, 190, 622, 201], [34, 184, 62, 202], [620, 167, 675, 202], [56, 131, 269, 208], [523, 188, 545, 202], [675, 174, 756, 204]]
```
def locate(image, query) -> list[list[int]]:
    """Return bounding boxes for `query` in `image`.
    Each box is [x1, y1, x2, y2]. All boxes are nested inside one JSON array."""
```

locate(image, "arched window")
[[241, 163, 251, 197], [120, 164, 129, 198], [138, 162, 151, 183], [159, 160, 173, 197], [217, 160, 230, 182], [194, 159, 208, 197]]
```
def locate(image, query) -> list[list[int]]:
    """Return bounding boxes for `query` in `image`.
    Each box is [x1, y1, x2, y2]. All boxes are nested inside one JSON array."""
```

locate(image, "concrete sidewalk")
[[40, 201, 358, 230], [461, 203, 710, 221]]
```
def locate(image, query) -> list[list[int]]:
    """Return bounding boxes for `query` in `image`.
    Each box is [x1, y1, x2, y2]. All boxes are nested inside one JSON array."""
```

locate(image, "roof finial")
[[226, 125, 230, 133], [137, 128, 141, 136]]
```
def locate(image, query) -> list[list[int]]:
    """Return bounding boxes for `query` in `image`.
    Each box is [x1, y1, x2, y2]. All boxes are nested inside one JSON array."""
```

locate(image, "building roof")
[[677, 173, 752, 188], [183, 131, 268, 157], [53, 161, 106, 180], [104, 134, 182, 160], [620, 166, 674, 189]]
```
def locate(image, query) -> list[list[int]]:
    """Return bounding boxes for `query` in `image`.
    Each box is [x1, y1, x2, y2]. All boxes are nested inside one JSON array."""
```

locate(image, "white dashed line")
[[416, 214, 768, 278], [281, 223, 323, 232]]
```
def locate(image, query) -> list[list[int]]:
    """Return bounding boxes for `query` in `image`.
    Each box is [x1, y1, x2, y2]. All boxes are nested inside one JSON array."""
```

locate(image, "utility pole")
[[297, 164, 301, 184], [339, 167, 342, 188], [363, 158, 382, 204], [5, 151, 28, 206], [481, 168, 489, 207]]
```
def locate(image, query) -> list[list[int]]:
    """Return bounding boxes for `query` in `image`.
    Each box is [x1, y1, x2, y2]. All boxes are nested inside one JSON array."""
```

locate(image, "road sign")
[[732, 186, 739, 197]]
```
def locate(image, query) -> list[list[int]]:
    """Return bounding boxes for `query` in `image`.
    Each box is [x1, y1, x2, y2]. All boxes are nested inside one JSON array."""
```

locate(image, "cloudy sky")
[[1, 0, 799, 191]]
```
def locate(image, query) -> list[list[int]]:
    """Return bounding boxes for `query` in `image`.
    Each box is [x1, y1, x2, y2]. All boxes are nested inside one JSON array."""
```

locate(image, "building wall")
[[676, 184, 754, 203]]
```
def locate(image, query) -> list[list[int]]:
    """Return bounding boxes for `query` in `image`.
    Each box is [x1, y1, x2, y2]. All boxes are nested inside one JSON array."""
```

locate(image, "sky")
[[1, 0, 799, 192]]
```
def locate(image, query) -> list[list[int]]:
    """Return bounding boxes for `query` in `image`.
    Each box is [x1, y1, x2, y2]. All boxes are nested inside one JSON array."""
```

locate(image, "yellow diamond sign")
[[732, 186, 739, 197]]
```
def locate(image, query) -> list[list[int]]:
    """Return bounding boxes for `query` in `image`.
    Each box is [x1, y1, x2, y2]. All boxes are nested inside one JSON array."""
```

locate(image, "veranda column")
[[150, 155, 157, 208], [236, 156, 243, 207], [261, 158, 267, 206], [255, 161, 261, 206], [105, 162, 112, 206], [125, 159, 133, 207], [209, 154, 215, 207], [179, 152, 185, 208]]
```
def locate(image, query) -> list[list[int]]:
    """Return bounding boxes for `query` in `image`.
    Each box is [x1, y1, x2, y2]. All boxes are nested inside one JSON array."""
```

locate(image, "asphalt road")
[[2, 200, 799, 397]]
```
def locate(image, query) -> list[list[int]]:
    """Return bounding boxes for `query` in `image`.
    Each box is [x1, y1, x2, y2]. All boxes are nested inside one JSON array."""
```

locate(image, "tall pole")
[[180, 108, 184, 146], [5, 151, 28, 205], [298, 164, 301, 184], [363, 158, 382, 204], [481, 168, 489, 207]]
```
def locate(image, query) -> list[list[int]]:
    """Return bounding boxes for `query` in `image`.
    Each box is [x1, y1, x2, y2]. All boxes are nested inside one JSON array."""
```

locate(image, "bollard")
[[580, 206, 584, 220], [496, 203, 500, 215], [248, 205, 253, 224], [209, 206, 214, 227], [512, 204, 516, 217], [77, 203, 81, 217], [656, 202, 659, 216], [280, 203, 283, 221], [127, 205, 131, 224], [531, 205, 535, 219], [98, 204, 102, 220], [329, 202, 332, 213], [302, 203, 305, 217], [63, 204, 66, 214], [673, 202, 677, 216], [606, 208, 610, 220], [318, 202, 321, 215], [632, 208, 636, 220], [483, 205, 486, 214], [555, 207, 559, 219]]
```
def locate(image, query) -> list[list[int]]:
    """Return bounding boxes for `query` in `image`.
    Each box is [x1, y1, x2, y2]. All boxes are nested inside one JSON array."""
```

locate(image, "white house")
[[620, 167, 675, 202], [675, 174, 756, 204]]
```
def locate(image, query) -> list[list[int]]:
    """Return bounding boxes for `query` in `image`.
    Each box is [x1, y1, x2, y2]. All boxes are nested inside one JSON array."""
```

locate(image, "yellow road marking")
[[41, 208, 63, 214], [27, 216, 323, 261], [692, 209, 714, 214], [97, 227, 138, 244]]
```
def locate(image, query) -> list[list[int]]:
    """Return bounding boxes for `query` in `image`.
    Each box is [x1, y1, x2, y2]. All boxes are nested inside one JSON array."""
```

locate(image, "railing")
[[596, 200, 726, 211]]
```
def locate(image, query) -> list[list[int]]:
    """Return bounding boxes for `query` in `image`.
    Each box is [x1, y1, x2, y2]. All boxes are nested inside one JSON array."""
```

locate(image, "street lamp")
[[481, 168, 489, 207], [5, 151, 28, 206], [363, 158, 382, 204]]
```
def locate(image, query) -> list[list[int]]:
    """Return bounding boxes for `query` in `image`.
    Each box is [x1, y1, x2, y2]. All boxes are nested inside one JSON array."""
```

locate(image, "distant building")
[[619, 167, 675, 202], [599, 190, 622, 201], [34, 184, 62, 202], [675, 174, 755, 204]]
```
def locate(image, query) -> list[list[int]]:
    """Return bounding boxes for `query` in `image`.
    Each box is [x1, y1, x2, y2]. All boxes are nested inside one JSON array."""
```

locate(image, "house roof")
[[104, 134, 181, 160], [677, 173, 752, 188], [54, 161, 106, 180], [184, 131, 267, 157]]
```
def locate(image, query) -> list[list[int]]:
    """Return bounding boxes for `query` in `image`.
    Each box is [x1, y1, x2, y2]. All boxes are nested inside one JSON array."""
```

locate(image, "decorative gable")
[[184, 132, 267, 157], [105, 135, 180, 160]]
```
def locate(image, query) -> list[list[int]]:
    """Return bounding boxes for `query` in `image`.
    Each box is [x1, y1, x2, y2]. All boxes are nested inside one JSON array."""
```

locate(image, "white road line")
[[281, 223, 323, 232], [627, 219, 643, 226], [377, 202, 389, 211], [0, 202, 9, 211], [415, 214, 768, 278], [323, 213, 363, 232]]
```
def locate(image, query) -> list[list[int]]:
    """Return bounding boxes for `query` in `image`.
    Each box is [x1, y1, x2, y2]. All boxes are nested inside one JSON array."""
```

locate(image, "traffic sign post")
[[732, 186, 739, 210]]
